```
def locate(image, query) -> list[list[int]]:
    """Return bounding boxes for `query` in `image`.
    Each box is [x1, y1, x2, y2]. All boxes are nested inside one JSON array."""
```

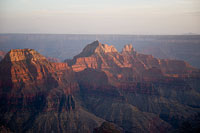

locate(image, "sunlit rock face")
[[6, 49, 46, 62], [67, 41, 199, 84], [0, 49, 78, 109], [0, 49, 70, 95]]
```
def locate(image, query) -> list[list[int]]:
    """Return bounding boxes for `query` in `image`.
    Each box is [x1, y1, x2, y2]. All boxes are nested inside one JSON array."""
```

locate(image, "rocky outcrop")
[[0, 49, 104, 133], [5, 49, 46, 62], [0, 49, 78, 110], [74, 40, 117, 58], [67, 41, 199, 85], [0, 49, 67, 96]]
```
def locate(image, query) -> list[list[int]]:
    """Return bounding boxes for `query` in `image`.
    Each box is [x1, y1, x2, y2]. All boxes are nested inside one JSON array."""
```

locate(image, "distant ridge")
[[1, 34, 200, 68]]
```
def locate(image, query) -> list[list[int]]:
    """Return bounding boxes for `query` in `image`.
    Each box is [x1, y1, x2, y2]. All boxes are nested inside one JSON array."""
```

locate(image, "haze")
[[0, 0, 200, 34]]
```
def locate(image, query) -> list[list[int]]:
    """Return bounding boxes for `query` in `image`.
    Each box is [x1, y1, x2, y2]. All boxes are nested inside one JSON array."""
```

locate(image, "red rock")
[[0, 49, 79, 111], [67, 41, 199, 86]]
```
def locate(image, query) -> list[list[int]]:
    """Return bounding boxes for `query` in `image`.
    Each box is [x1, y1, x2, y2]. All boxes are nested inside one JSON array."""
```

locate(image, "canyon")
[[0, 41, 200, 133]]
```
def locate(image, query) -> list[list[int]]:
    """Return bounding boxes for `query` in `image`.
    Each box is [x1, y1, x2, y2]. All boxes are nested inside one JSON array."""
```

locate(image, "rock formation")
[[1, 41, 200, 133], [66, 41, 200, 132], [67, 41, 199, 84], [0, 49, 103, 133], [75, 40, 118, 58]]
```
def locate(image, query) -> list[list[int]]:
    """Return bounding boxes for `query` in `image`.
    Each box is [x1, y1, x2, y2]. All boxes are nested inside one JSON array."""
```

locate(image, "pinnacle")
[[122, 44, 135, 53]]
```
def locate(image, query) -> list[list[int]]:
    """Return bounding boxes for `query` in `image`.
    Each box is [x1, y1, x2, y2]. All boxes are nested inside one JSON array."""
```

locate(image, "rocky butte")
[[0, 41, 200, 133]]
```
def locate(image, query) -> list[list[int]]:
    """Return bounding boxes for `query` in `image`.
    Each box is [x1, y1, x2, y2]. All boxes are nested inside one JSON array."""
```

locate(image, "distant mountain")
[[183, 33, 200, 35], [1, 41, 200, 132]]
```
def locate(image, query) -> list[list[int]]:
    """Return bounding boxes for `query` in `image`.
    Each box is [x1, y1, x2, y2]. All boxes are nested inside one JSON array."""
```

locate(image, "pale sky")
[[0, 0, 200, 34]]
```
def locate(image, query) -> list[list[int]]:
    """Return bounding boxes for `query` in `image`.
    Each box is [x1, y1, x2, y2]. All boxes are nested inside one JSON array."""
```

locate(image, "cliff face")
[[0, 49, 79, 112], [1, 42, 200, 133], [0, 49, 72, 97]]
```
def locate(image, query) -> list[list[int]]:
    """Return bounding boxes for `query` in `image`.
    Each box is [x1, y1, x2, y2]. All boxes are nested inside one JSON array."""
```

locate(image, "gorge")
[[0, 41, 200, 133]]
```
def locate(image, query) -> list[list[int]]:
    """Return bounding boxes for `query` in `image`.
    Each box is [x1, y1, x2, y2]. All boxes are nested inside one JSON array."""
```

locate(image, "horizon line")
[[0, 33, 200, 36]]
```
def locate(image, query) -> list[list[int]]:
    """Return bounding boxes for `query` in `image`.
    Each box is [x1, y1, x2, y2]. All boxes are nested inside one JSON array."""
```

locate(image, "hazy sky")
[[0, 0, 200, 34]]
